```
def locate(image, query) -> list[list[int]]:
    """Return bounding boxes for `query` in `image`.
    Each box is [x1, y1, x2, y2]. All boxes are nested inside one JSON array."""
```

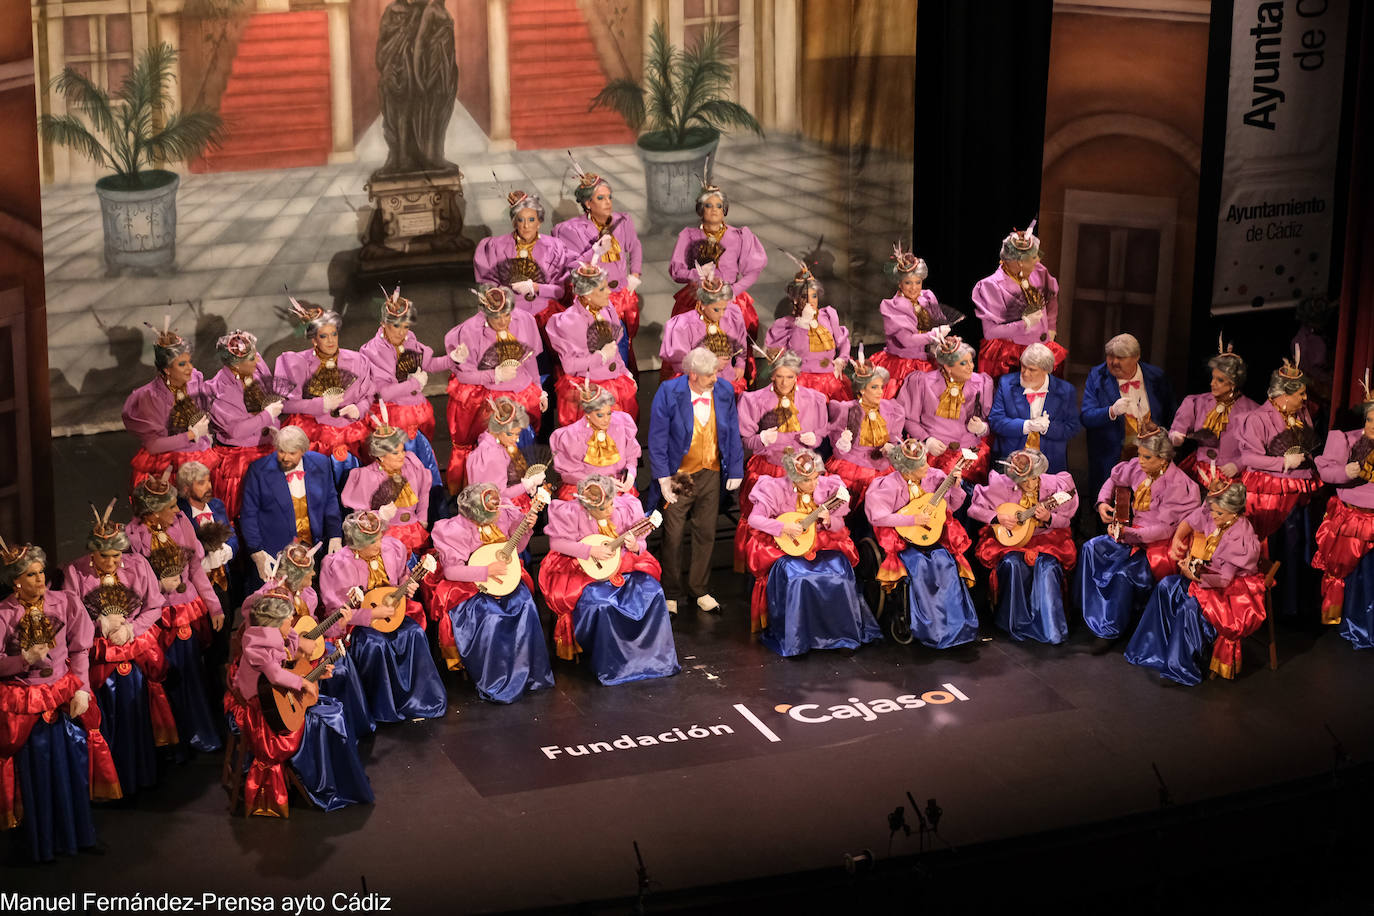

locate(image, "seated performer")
[[427, 484, 553, 701], [660, 264, 748, 395], [240, 425, 343, 588], [763, 254, 851, 401], [123, 318, 218, 493], [466, 397, 547, 508], [825, 346, 905, 506], [126, 471, 224, 753], [1124, 479, 1264, 684], [177, 461, 237, 612], [342, 415, 433, 559], [870, 243, 954, 397], [276, 297, 374, 457], [224, 589, 372, 817], [967, 449, 1079, 644], [361, 285, 453, 443], [474, 188, 570, 337], [319, 511, 446, 723], [865, 440, 979, 649], [551, 382, 640, 500], [443, 284, 544, 489], [206, 329, 283, 522], [0, 538, 115, 861], [743, 448, 880, 656], [1168, 338, 1258, 489], [647, 347, 744, 615], [900, 333, 993, 485], [971, 221, 1066, 377], [1312, 376, 1374, 645], [1074, 425, 1201, 653], [62, 503, 176, 794], [1080, 334, 1177, 504], [539, 476, 680, 684], [988, 343, 1081, 474], [548, 261, 639, 426], [667, 176, 766, 341]]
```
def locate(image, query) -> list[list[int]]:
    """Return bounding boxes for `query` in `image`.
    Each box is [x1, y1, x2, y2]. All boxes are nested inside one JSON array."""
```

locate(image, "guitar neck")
[[799, 495, 843, 529], [304, 609, 344, 640], [303, 645, 344, 683], [1015, 495, 1057, 523], [929, 459, 969, 503], [608, 517, 656, 550], [499, 514, 537, 561]]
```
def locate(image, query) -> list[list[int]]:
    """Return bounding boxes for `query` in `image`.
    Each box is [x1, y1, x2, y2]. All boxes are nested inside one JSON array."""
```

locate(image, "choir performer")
[[275, 297, 374, 457], [475, 189, 570, 337], [988, 343, 1081, 474], [900, 333, 993, 485], [667, 175, 766, 342], [240, 426, 343, 587], [360, 284, 453, 442], [550, 381, 640, 500], [466, 397, 547, 508], [870, 243, 954, 397], [1312, 376, 1374, 646], [660, 264, 748, 395], [1168, 338, 1258, 489], [763, 255, 851, 402], [972, 222, 1066, 377], [824, 346, 904, 506], [547, 262, 639, 425], [1080, 334, 1177, 505], [205, 330, 282, 522], [342, 416, 434, 561], [122, 319, 218, 493]]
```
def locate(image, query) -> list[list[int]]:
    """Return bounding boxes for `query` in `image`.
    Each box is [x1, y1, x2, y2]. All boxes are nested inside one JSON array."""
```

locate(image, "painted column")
[[324, 0, 355, 162], [773, 0, 798, 134], [487, 0, 514, 150]]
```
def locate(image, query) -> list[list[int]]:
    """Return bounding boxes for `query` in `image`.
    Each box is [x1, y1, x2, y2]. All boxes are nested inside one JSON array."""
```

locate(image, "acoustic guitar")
[[992, 490, 1075, 548], [896, 449, 976, 547], [287, 592, 361, 674], [1107, 484, 1134, 542], [1182, 530, 1211, 578], [260, 641, 344, 735], [774, 488, 851, 557], [361, 554, 438, 634], [469, 488, 551, 597], [577, 511, 663, 581]]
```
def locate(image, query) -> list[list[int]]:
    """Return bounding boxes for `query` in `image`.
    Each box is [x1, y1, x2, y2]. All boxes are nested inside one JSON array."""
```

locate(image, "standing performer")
[[240, 426, 344, 587], [123, 319, 218, 493], [126, 471, 224, 752], [1080, 334, 1177, 505], [0, 538, 115, 861], [319, 511, 447, 723], [901, 334, 994, 485], [360, 285, 453, 443], [865, 440, 979, 649], [539, 476, 680, 683], [548, 262, 638, 426], [443, 284, 544, 488], [971, 221, 1066, 377], [764, 255, 851, 401], [176, 461, 237, 614], [1312, 375, 1374, 644], [967, 449, 1079, 644], [206, 330, 283, 522], [550, 382, 640, 500], [647, 348, 744, 615], [1074, 426, 1201, 653], [62, 504, 175, 794], [475, 189, 570, 339], [426, 484, 553, 701], [276, 298, 374, 457], [870, 243, 954, 397], [342, 416, 434, 561], [1124, 479, 1265, 684], [743, 448, 880, 656], [824, 347, 904, 506], [1168, 339, 1258, 489], [660, 265, 748, 395], [667, 176, 766, 341], [466, 397, 547, 508], [988, 343, 1081, 474]]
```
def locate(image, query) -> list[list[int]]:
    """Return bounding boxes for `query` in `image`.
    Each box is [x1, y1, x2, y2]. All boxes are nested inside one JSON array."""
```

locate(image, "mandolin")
[[1182, 530, 1211, 577], [774, 487, 851, 557], [992, 490, 1075, 548], [1108, 484, 1134, 541], [260, 640, 344, 736], [361, 554, 438, 633], [287, 592, 361, 673], [577, 511, 663, 580], [468, 489, 551, 597], [896, 449, 976, 547]]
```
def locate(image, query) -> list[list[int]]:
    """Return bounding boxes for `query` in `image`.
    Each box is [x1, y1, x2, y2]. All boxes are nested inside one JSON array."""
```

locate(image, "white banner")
[[1212, 0, 1348, 315]]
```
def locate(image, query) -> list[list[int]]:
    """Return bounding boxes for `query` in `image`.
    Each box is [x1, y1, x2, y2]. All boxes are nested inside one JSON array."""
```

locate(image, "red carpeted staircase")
[[507, 0, 636, 149], [190, 11, 332, 173]]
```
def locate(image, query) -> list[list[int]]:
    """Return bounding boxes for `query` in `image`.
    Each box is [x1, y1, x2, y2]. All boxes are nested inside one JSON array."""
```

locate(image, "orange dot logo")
[[773, 704, 792, 714]]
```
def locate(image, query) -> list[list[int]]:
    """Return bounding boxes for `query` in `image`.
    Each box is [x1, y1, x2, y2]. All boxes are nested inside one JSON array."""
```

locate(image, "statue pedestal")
[[360, 168, 474, 274]]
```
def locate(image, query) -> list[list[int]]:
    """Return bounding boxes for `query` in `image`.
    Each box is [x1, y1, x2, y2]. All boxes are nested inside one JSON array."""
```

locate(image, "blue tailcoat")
[[645, 376, 744, 509], [239, 450, 342, 558], [177, 497, 238, 559], [987, 373, 1081, 473], [1080, 361, 1176, 500]]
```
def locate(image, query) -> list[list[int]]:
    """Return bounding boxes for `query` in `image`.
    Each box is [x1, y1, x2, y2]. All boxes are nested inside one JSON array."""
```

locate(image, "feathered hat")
[[215, 329, 258, 366], [1000, 220, 1040, 261], [472, 285, 514, 317], [574, 477, 615, 512], [780, 446, 823, 482], [1000, 448, 1050, 482], [144, 314, 191, 367], [886, 438, 928, 475], [885, 241, 928, 281], [0, 534, 31, 568], [379, 284, 416, 325]]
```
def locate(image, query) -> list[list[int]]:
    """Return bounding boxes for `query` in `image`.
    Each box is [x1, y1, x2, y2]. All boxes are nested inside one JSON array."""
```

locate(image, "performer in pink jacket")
[[206, 330, 283, 521], [901, 334, 994, 485], [764, 256, 851, 402], [122, 319, 218, 493], [824, 347, 905, 506], [465, 397, 547, 507], [971, 222, 1066, 378], [667, 176, 766, 343], [275, 297, 375, 458], [475, 189, 571, 339], [660, 265, 748, 394], [550, 382, 640, 500], [1312, 375, 1374, 643], [870, 243, 957, 397], [342, 420, 433, 559], [1168, 339, 1259, 489], [360, 285, 453, 443], [547, 262, 638, 426]]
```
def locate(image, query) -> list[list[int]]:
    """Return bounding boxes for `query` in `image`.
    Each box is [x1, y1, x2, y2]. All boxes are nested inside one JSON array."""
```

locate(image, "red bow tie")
[[195, 510, 212, 524], [1120, 380, 1142, 392], [692, 395, 711, 406], [286, 469, 305, 483], [1026, 391, 1046, 402]]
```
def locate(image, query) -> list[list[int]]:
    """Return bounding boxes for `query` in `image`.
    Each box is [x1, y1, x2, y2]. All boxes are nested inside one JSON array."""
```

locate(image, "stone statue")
[[375, 0, 459, 176]]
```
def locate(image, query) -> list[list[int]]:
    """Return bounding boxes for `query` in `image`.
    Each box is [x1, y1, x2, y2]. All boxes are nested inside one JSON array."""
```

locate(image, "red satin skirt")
[[1194, 574, 1268, 679], [386, 521, 430, 561], [869, 351, 932, 399], [1313, 497, 1374, 624], [130, 447, 220, 497], [974, 526, 1077, 596], [823, 456, 887, 507], [735, 454, 788, 572], [743, 527, 859, 632], [90, 630, 178, 748], [1176, 452, 1231, 491], [445, 379, 544, 490], [157, 596, 215, 651], [929, 438, 992, 486], [977, 337, 1068, 378], [554, 373, 638, 428], [421, 568, 535, 671], [874, 521, 975, 590], [371, 401, 434, 444], [281, 415, 370, 457], [1142, 539, 1179, 581], [224, 686, 302, 818], [1239, 469, 1322, 541], [212, 443, 272, 522], [538, 550, 663, 660], [796, 370, 852, 402]]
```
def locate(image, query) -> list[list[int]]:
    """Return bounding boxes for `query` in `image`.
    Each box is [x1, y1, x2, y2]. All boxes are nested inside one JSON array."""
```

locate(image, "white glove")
[[321, 391, 344, 413], [493, 363, 518, 383], [598, 342, 619, 363], [1169, 430, 1186, 447], [512, 279, 537, 299], [410, 369, 429, 390], [99, 615, 126, 639], [201, 544, 232, 571], [1023, 311, 1042, 328], [327, 537, 342, 554], [1347, 461, 1363, 479], [539, 390, 550, 412], [759, 428, 779, 446], [252, 550, 273, 580], [625, 274, 642, 294], [521, 469, 546, 494], [1282, 451, 1304, 472], [1023, 415, 1050, 435], [725, 478, 741, 492], [1108, 397, 1131, 420], [836, 429, 854, 453], [347, 586, 366, 605], [799, 431, 818, 447], [264, 401, 284, 419], [1045, 330, 1057, 343], [338, 404, 360, 420], [591, 234, 614, 258], [924, 437, 948, 457], [190, 415, 211, 441], [69, 690, 91, 718], [658, 476, 677, 504], [450, 343, 470, 364], [966, 416, 988, 436]]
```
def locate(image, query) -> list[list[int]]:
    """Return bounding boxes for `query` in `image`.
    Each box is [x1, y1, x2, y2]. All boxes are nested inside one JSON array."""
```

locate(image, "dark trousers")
[[661, 468, 720, 599]]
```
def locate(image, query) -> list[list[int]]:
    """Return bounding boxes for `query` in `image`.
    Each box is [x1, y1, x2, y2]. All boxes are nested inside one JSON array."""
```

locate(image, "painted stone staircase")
[[191, 11, 332, 173]]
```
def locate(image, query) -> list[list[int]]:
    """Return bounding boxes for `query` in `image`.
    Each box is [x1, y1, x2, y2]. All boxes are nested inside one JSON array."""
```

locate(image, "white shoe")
[[665, 599, 678, 615], [696, 594, 720, 613]]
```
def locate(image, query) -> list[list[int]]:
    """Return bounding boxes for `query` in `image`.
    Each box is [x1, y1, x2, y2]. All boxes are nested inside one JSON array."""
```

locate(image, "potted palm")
[[38, 42, 223, 276], [591, 21, 763, 219]]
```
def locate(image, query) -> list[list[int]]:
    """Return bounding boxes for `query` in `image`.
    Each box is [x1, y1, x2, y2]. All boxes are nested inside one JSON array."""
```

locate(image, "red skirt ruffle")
[[371, 401, 434, 444], [554, 373, 638, 428], [1143, 539, 1177, 581], [130, 446, 221, 497], [869, 351, 932, 399], [928, 438, 992, 486], [735, 454, 787, 572], [875, 520, 974, 589], [224, 688, 302, 818], [1313, 497, 1374, 624], [538, 549, 662, 660], [212, 443, 272, 522], [1239, 470, 1322, 541], [158, 596, 214, 650], [90, 630, 178, 748], [386, 520, 430, 558], [796, 370, 852, 402], [281, 415, 371, 457], [1194, 573, 1268, 679], [977, 337, 1068, 378], [444, 378, 544, 489], [823, 456, 886, 507], [974, 526, 1077, 572]]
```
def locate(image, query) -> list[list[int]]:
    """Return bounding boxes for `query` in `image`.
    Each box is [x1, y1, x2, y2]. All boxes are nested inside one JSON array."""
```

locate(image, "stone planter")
[[94, 169, 180, 275], [638, 131, 720, 226]]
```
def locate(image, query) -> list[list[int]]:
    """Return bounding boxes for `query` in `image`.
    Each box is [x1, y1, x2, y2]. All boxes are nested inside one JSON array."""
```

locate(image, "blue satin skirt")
[[1124, 574, 1216, 686], [761, 552, 881, 657], [994, 554, 1068, 645], [318, 647, 375, 741], [163, 634, 223, 753], [289, 696, 373, 812], [450, 585, 555, 704], [1074, 535, 1156, 639], [899, 546, 980, 649], [94, 665, 159, 793], [348, 621, 449, 721], [574, 572, 681, 685], [15, 715, 96, 862], [1339, 548, 1374, 650]]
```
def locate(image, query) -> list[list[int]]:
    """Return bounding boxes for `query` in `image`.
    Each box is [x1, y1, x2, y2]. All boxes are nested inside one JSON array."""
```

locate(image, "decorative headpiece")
[[1267, 344, 1310, 398], [699, 161, 720, 197], [485, 396, 529, 435], [507, 188, 535, 212], [780, 249, 822, 304], [89, 498, 122, 540], [368, 401, 407, 454], [570, 261, 608, 298], [1206, 478, 1248, 515], [886, 438, 928, 474], [0, 534, 29, 568], [144, 314, 191, 372], [781, 446, 823, 482], [1207, 335, 1247, 388], [1000, 448, 1050, 482], [281, 542, 320, 572], [470, 284, 514, 318], [285, 293, 341, 339], [132, 468, 177, 517], [848, 342, 881, 395], [1278, 344, 1304, 381], [886, 241, 928, 280], [216, 329, 258, 366], [1000, 220, 1040, 261], [342, 509, 388, 548], [1206, 474, 1234, 498], [379, 284, 415, 325], [931, 331, 964, 361], [574, 476, 615, 511], [568, 152, 609, 207], [1360, 368, 1374, 412]]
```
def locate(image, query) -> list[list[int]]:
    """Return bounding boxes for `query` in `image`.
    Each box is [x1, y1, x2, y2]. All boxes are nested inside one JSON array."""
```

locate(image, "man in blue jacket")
[[647, 347, 745, 615], [1079, 333, 1177, 503], [988, 342, 1081, 473], [240, 424, 343, 588]]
